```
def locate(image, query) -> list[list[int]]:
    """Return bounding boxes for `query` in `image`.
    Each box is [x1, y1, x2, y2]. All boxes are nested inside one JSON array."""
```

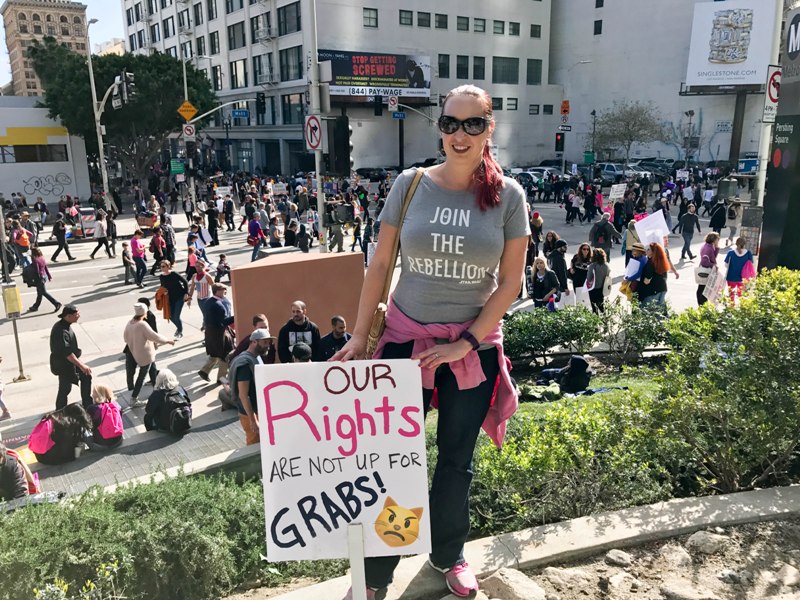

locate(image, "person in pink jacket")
[[123, 303, 175, 406], [333, 84, 529, 600]]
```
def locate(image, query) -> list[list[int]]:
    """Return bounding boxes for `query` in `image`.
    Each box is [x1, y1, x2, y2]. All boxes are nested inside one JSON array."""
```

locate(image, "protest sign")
[[256, 360, 431, 561], [634, 210, 670, 245], [215, 185, 232, 198], [273, 183, 288, 196], [609, 184, 627, 201]]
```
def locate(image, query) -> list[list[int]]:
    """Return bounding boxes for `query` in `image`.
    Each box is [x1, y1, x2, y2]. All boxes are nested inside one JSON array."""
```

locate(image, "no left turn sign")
[[388, 96, 398, 110], [305, 115, 322, 151], [182, 123, 196, 141]]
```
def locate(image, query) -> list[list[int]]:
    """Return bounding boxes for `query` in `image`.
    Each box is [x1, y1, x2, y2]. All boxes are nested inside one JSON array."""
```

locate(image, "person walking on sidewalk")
[[50, 304, 92, 410], [130, 229, 147, 288], [198, 283, 234, 384], [49, 213, 75, 262], [186, 260, 214, 328], [124, 302, 176, 406], [158, 260, 189, 338], [27, 247, 61, 313], [89, 213, 112, 259], [673, 203, 702, 260], [106, 213, 118, 258], [121, 242, 135, 285], [148, 227, 166, 276]]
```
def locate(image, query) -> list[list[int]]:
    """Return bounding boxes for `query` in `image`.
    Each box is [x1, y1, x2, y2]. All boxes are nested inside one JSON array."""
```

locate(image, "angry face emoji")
[[373, 496, 423, 548]]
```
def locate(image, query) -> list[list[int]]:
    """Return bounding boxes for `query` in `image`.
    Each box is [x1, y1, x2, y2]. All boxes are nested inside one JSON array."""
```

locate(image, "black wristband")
[[460, 330, 480, 351]]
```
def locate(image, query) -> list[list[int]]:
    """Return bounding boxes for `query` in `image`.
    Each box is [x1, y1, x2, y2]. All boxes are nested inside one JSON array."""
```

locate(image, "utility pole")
[[179, 41, 196, 208], [223, 116, 232, 171], [86, 19, 110, 199], [756, 0, 785, 207], [308, 0, 325, 218]]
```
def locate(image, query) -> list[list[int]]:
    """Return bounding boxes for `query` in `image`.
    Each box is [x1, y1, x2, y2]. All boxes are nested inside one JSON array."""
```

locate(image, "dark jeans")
[[169, 297, 185, 334], [589, 288, 605, 314], [365, 341, 499, 589], [681, 233, 695, 259], [126, 352, 157, 395], [30, 280, 59, 310], [90, 237, 111, 258], [697, 285, 708, 306], [208, 226, 219, 245], [51, 238, 73, 260], [225, 213, 235, 230], [133, 256, 147, 285], [56, 369, 92, 410]]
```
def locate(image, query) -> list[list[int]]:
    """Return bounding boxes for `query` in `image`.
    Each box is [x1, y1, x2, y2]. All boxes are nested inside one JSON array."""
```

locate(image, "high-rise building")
[[119, 0, 563, 174], [96, 37, 126, 56], [0, 0, 89, 97]]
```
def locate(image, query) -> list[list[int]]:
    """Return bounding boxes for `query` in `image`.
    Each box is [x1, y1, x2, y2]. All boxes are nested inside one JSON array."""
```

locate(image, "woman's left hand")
[[414, 340, 472, 370]]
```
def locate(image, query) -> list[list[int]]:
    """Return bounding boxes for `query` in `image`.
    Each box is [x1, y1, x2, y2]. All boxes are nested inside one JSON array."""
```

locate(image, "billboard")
[[685, 0, 778, 87], [318, 50, 431, 97]]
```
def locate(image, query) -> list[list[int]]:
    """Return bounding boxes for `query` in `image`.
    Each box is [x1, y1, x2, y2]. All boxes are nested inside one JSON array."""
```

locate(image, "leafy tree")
[[27, 37, 216, 185], [593, 100, 665, 165]]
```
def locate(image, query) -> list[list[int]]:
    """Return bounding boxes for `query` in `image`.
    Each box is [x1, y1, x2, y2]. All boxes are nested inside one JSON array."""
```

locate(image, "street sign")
[[561, 115, 569, 124], [388, 95, 398, 110], [558, 125, 572, 132], [392, 111, 406, 120], [763, 65, 781, 124], [182, 123, 196, 141], [560, 100, 570, 115], [170, 158, 185, 175], [583, 151, 595, 163], [304, 115, 322, 151], [231, 109, 250, 119], [177, 100, 198, 122], [715, 120, 733, 133]]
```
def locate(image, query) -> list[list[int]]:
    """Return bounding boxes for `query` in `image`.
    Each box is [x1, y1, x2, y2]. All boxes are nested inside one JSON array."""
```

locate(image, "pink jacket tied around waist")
[[373, 299, 518, 448]]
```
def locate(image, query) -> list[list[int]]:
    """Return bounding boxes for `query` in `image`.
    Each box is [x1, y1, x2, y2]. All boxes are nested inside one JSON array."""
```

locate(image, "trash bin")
[[717, 177, 738, 199]]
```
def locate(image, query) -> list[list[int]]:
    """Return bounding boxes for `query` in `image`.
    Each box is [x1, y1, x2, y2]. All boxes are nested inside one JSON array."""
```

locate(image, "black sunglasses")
[[437, 115, 489, 136]]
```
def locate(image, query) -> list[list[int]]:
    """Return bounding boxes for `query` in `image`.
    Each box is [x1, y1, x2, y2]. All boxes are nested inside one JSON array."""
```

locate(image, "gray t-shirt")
[[379, 169, 530, 323]]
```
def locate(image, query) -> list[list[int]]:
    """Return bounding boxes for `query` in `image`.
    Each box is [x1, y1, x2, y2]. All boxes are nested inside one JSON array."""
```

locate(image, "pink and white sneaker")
[[428, 560, 479, 597]]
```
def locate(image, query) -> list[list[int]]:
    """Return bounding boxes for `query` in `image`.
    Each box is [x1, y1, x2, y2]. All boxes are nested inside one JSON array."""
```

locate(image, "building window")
[[435, 14, 447, 29], [73, 24, 83, 36], [250, 14, 267, 43], [278, 2, 301, 35], [147, 0, 157, 15], [492, 97, 503, 111], [530, 24, 542, 38], [438, 54, 450, 78], [363, 8, 377, 28], [160, 0, 173, 8], [46, 24, 55, 35], [474, 18, 485, 33], [31, 13, 40, 21], [529, 104, 540, 115], [493, 20, 504, 35], [129, 34, 137, 51], [509, 22, 520, 36], [473, 56, 485, 80], [163, 16, 175, 38], [9, 144, 68, 163], [225, 0, 244, 14], [417, 12, 430, 27], [456, 55, 469, 79], [526, 59, 542, 85], [227, 21, 246, 50], [543, 104, 554, 115], [207, 0, 217, 20], [229, 58, 247, 88], [196, 35, 205, 55], [178, 9, 191, 29], [194, 3, 204, 25], [18, 13, 27, 21], [212, 64, 223, 90], [134, 3, 143, 22], [137, 30, 145, 48], [253, 53, 272, 82], [457, 16, 468, 31], [281, 93, 304, 124], [166, 46, 177, 57], [399, 10, 412, 26], [150, 23, 161, 42], [210, 30, 220, 54], [180, 41, 192, 58], [492, 56, 519, 84], [33, 25, 42, 34], [507, 98, 518, 111], [61, 25, 69, 35], [594, 19, 602, 35], [19, 23, 28, 33], [279, 45, 303, 81], [596, 0, 604, 7]]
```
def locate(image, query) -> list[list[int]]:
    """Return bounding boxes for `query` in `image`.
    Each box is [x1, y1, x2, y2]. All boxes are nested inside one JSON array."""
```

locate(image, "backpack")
[[28, 418, 55, 454], [21, 263, 40, 287], [164, 390, 192, 435], [727, 206, 737, 220], [97, 402, 124, 439]]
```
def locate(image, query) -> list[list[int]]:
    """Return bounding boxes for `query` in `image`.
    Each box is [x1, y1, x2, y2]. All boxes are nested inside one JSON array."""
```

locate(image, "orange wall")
[[230, 252, 364, 359]]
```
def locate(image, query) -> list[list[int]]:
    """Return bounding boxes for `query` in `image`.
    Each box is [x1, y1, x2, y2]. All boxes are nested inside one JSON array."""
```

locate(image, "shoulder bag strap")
[[378, 168, 426, 303]]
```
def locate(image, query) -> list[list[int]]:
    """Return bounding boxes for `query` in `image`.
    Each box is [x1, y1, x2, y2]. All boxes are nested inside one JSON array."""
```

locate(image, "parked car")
[[410, 157, 439, 168], [596, 162, 628, 184], [539, 159, 563, 167], [627, 164, 653, 180], [515, 171, 542, 190], [530, 166, 564, 180]]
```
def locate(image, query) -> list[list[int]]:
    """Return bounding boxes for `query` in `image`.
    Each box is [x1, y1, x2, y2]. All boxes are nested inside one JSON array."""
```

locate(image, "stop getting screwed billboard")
[[318, 49, 431, 97]]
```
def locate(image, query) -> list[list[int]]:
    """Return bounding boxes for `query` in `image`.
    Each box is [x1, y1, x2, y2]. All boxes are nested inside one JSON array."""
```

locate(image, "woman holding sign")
[[334, 84, 529, 599]]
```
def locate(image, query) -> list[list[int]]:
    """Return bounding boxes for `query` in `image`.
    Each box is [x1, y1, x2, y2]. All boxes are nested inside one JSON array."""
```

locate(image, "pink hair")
[[441, 85, 504, 211]]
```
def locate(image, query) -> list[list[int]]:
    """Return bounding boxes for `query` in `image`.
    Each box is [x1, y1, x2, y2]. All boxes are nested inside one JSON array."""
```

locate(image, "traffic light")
[[256, 92, 266, 115], [121, 69, 136, 103], [555, 132, 565, 152], [326, 116, 354, 176]]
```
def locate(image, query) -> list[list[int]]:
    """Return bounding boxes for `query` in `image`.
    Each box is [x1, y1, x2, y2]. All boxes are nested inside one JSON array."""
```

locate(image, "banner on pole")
[[256, 360, 431, 561]]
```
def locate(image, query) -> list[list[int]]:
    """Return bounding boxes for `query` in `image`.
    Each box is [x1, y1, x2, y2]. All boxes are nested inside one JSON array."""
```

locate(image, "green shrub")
[[600, 298, 670, 363], [503, 306, 602, 360], [0, 474, 346, 600], [657, 267, 800, 494]]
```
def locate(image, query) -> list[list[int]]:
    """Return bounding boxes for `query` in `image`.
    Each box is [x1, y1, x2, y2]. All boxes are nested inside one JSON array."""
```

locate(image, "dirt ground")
[[522, 518, 800, 600]]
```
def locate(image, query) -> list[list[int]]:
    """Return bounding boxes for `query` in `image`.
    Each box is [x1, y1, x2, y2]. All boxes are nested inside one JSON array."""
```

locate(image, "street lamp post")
[[590, 109, 597, 157], [86, 19, 110, 199], [684, 110, 695, 162], [223, 116, 232, 172]]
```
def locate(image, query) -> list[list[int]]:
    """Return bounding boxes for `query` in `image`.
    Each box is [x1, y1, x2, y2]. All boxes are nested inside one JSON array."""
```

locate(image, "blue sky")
[[1, 0, 125, 87]]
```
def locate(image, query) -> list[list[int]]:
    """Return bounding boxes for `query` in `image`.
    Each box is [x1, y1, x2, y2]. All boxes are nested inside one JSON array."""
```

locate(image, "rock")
[[685, 531, 730, 555], [739, 570, 753, 583], [659, 544, 693, 567], [605, 549, 634, 567], [481, 568, 546, 600], [713, 527, 725, 535], [543, 567, 594, 590], [717, 568, 740, 584], [545, 594, 561, 600], [660, 580, 720, 600], [778, 563, 800, 587], [609, 572, 642, 593]]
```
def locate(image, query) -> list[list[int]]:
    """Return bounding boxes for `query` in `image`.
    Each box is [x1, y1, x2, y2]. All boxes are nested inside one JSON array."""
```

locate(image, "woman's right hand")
[[330, 334, 368, 362]]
